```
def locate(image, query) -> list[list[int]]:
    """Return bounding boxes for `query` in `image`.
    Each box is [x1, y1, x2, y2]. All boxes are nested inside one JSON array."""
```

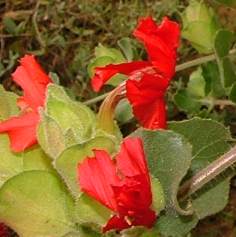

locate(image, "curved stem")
[[97, 83, 126, 134], [179, 145, 236, 199], [83, 48, 236, 105]]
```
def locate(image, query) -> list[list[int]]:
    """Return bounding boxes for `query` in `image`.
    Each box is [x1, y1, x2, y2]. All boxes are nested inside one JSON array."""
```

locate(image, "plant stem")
[[179, 145, 236, 199], [83, 48, 236, 105], [83, 92, 109, 105]]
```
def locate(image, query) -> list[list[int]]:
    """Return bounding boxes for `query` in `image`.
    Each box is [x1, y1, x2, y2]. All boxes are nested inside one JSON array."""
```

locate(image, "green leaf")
[[155, 214, 198, 237], [46, 84, 96, 141], [0, 134, 53, 186], [37, 112, 67, 158], [95, 44, 125, 62], [75, 193, 111, 228], [214, 29, 234, 58], [169, 118, 232, 218], [169, 118, 231, 155], [134, 129, 192, 215], [117, 37, 135, 61], [56, 136, 116, 196], [221, 57, 236, 88], [38, 84, 96, 158], [229, 82, 236, 102], [22, 146, 54, 172], [214, 30, 236, 88], [182, 21, 216, 54], [202, 62, 225, 97], [182, 0, 213, 24], [88, 44, 127, 87], [192, 178, 230, 219], [182, 0, 219, 54], [121, 227, 161, 237], [187, 67, 206, 98], [0, 85, 19, 120], [174, 89, 201, 114], [115, 99, 133, 123], [78, 226, 101, 237], [0, 171, 75, 237], [0, 135, 22, 186]]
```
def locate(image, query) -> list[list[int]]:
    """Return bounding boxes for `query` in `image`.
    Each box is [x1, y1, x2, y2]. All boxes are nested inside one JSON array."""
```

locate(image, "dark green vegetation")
[[1, 0, 236, 236]]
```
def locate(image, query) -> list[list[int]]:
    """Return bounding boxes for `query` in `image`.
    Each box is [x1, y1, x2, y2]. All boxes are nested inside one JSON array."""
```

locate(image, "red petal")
[[0, 112, 39, 152], [103, 215, 129, 232], [91, 61, 150, 92], [155, 17, 180, 50], [114, 138, 152, 212], [126, 74, 167, 129], [133, 17, 180, 78], [78, 150, 121, 211], [113, 175, 152, 214], [12, 55, 51, 110], [116, 137, 149, 177], [132, 209, 157, 228]]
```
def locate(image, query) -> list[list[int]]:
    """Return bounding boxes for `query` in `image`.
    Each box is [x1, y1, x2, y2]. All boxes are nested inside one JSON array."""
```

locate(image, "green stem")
[[83, 92, 109, 105], [83, 48, 236, 105]]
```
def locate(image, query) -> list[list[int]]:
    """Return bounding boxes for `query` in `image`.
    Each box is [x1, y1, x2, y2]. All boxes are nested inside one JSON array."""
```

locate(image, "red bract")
[[78, 137, 156, 232], [0, 55, 51, 152], [91, 17, 180, 129]]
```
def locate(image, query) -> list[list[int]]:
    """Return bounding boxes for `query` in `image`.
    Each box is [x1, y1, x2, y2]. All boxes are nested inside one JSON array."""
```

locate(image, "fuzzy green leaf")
[[134, 129, 192, 215], [0, 85, 19, 120], [169, 118, 232, 218], [75, 193, 111, 228], [0, 171, 75, 237], [0, 134, 53, 186], [0, 135, 22, 186], [55, 136, 116, 196], [38, 84, 96, 158]]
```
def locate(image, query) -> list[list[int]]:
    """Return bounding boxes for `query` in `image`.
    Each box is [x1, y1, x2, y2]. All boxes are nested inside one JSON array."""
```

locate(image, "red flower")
[[91, 17, 180, 129], [0, 55, 51, 152], [78, 137, 156, 232], [0, 223, 10, 237]]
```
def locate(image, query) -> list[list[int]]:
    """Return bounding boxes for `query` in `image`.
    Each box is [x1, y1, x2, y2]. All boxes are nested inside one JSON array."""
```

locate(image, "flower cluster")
[[92, 17, 180, 129], [0, 16, 180, 234]]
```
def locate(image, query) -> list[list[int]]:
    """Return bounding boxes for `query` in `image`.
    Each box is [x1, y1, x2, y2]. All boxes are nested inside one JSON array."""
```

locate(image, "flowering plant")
[[0, 4, 236, 237]]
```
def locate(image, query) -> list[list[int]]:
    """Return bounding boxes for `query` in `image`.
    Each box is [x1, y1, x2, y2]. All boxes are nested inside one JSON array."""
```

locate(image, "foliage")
[[1, 0, 236, 237]]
